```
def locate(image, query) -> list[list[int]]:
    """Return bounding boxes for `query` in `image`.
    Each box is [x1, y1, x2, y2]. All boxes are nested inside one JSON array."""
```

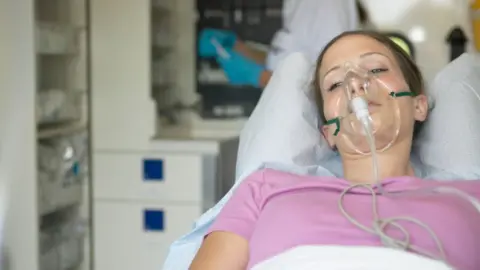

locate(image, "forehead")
[[319, 35, 394, 76]]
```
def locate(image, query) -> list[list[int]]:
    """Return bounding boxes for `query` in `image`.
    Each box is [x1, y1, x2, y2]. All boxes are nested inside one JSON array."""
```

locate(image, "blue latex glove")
[[216, 48, 265, 88], [198, 28, 237, 57]]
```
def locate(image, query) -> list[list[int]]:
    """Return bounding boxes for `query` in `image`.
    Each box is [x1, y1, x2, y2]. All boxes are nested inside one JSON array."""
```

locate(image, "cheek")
[[322, 93, 344, 119], [397, 98, 416, 122], [379, 72, 409, 92], [323, 100, 337, 120]]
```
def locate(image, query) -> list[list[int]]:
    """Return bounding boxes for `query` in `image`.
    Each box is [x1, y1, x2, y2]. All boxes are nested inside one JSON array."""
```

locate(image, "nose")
[[346, 77, 367, 98]]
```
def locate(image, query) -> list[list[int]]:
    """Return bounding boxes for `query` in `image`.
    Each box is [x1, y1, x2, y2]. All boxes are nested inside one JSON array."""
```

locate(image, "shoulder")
[[399, 177, 480, 200], [428, 179, 480, 199]]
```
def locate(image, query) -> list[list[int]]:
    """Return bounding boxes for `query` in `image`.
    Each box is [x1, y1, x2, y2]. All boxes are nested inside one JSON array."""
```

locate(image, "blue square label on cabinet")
[[144, 209, 165, 232], [143, 159, 164, 181]]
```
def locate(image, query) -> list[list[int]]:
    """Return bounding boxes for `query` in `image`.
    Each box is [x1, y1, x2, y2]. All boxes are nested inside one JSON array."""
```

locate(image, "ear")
[[413, 94, 428, 122], [322, 125, 336, 148]]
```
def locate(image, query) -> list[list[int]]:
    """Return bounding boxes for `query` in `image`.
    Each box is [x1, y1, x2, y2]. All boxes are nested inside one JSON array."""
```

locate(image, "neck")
[[342, 138, 415, 184]]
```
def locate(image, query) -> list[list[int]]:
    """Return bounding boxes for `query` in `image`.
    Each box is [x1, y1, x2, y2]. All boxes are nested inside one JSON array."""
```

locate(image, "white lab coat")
[[266, 0, 359, 70]]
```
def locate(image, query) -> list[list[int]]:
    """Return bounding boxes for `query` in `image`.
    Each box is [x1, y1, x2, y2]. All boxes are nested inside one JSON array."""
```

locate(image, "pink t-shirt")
[[207, 169, 480, 270]]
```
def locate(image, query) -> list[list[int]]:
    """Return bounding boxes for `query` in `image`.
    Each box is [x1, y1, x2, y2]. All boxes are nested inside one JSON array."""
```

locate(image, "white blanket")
[[252, 245, 452, 270]]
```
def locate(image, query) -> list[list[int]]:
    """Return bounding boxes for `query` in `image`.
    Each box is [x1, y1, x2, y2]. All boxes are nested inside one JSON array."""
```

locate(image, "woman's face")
[[317, 34, 428, 151]]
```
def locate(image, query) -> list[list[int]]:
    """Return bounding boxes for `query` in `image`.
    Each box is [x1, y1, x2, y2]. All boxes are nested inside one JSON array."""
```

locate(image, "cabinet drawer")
[[94, 201, 202, 270], [94, 152, 203, 202]]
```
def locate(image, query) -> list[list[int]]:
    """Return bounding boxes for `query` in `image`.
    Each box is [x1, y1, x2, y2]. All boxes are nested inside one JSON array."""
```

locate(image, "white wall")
[[0, 1, 39, 270]]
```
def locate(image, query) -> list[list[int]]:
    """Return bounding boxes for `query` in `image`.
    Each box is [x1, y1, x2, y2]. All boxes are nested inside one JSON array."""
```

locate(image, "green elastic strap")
[[389, 91, 415, 97], [325, 91, 414, 137], [325, 118, 340, 136]]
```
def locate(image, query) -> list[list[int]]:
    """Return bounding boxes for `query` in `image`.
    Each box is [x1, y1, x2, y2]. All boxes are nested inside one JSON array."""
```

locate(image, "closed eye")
[[369, 68, 388, 74], [328, 82, 342, 92]]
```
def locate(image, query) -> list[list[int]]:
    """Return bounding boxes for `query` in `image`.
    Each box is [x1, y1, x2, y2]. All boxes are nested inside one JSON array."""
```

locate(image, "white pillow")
[[236, 52, 480, 182], [415, 53, 480, 178], [235, 52, 335, 181]]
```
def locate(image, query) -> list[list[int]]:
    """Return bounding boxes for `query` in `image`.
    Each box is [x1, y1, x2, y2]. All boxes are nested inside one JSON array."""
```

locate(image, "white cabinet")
[[93, 153, 204, 203], [94, 201, 202, 270], [92, 136, 239, 270], [1, 0, 91, 270]]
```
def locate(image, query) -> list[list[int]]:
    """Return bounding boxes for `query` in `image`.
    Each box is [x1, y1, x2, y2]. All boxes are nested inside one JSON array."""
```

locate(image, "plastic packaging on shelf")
[[152, 27, 173, 48], [40, 216, 85, 270], [152, 61, 173, 86], [38, 132, 88, 215], [36, 23, 78, 55], [36, 89, 83, 125]]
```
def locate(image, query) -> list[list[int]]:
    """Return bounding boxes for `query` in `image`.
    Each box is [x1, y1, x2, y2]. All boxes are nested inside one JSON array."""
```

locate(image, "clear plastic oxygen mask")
[[324, 62, 413, 157]]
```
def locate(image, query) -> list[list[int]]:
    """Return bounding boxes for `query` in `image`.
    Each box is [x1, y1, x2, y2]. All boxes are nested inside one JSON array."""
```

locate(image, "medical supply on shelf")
[[40, 212, 86, 270], [36, 23, 78, 55], [38, 132, 88, 215], [36, 89, 83, 125]]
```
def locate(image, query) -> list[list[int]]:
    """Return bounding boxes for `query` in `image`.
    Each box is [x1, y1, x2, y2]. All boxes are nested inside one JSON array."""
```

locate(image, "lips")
[[367, 101, 381, 113]]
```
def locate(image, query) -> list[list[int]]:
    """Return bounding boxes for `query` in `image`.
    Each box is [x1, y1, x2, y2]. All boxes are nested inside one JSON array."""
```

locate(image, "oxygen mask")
[[324, 62, 414, 155]]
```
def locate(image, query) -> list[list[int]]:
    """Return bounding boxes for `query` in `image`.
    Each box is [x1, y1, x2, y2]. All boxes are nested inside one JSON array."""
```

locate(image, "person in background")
[[198, 0, 368, 88]]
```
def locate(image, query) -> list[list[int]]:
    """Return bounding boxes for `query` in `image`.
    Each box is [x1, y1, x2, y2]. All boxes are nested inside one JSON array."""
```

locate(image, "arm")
[[234, 40, 268, 65], [199, 28, 271, 87], [189, 172, 265, 269], [189, 232, 249, 270], [259, 70, 273, 88], [233, 40, 272, 87], [216, 49, 271, 88]]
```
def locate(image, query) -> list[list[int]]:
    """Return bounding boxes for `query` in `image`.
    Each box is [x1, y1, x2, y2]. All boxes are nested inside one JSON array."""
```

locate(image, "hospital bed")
[[163, 52, 480, 269]]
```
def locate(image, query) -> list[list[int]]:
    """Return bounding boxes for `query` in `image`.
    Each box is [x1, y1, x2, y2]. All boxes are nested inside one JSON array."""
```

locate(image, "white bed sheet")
[[252, 245, 452, 270]]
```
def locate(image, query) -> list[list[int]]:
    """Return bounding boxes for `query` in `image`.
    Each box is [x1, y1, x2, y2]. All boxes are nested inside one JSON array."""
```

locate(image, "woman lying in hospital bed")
[[189, 31, 480, 270]]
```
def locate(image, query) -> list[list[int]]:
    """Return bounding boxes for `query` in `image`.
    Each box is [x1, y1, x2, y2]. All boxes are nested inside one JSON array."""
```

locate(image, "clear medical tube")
[[363, 119, 381, 191], [350, 96, 381, 190]]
